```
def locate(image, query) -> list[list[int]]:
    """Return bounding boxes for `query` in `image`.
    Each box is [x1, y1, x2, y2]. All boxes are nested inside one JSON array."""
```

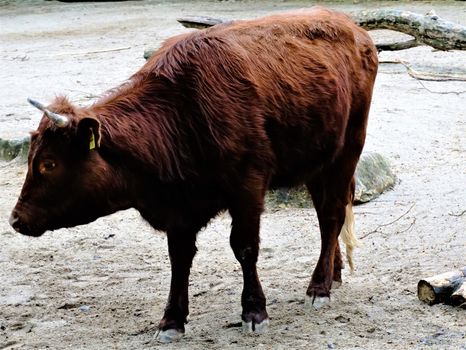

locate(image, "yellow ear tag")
[[89, 128, 96, 150]]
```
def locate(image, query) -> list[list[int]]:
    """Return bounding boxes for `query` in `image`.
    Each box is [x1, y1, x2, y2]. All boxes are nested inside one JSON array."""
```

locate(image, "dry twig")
[[449, 209, 466, 217], [52, 46, 131, 57], [413, 79, 466, 95], [380, 59, 466, 94], [360, 203, 416, 239], [380, 59, 466, 82], [396, 218, 417, 234], [66, 89, 100, 100]]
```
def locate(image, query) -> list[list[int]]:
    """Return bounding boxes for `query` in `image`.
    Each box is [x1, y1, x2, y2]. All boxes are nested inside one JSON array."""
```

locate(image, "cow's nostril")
[[9, 212, 20, 231]]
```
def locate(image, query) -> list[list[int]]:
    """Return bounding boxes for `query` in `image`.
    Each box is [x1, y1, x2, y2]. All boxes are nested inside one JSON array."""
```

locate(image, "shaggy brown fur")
[[11, 7, 378, 337]]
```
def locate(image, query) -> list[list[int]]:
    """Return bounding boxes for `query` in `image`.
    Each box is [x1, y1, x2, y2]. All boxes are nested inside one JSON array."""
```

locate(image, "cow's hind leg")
[[304, 94, 368, 309], [332, 243, 343, 289], [333, 179, 357, 289], [305, 167, 357, 309], [229, 178, 269, 333]]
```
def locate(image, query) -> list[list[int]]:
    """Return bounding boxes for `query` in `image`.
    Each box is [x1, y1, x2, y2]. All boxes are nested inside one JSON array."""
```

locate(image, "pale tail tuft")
[[339, 204, 359, 272]]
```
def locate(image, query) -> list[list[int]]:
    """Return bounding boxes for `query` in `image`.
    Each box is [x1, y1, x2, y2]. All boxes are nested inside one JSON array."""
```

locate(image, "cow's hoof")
[[242, 318, 269, 333], [304, 294, 330, 310], [157, 329, 184, 343], [332, 281, 342, 289]]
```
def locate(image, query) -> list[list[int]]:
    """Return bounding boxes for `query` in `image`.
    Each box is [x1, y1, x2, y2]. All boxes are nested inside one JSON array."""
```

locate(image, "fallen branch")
[[177, 15, 226, 29], [413, 79, 466, 95], [404, 66, 466, 82], [381, 58, 466, 81], [65, 89, 100, 100], [376, 38, 419, 51], [395, 218, 416, 234], [360, 203, 415, 239], [53, 46, 131, 57], [448, 209, 466, 217], [380, 59, 466, 94], [176, 9, 466, 51], [353, 9, 466, 51]]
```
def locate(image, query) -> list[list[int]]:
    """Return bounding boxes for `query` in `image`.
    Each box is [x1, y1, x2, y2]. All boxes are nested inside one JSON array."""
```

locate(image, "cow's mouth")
[[9, 212, 46, 237]]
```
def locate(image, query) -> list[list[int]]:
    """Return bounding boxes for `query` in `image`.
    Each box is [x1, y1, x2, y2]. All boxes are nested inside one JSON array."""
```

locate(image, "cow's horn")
[[27, 98, 69, 127]]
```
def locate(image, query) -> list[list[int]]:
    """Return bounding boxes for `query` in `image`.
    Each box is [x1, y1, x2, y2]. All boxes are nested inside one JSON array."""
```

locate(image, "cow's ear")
[[76, 117, 101, 152]]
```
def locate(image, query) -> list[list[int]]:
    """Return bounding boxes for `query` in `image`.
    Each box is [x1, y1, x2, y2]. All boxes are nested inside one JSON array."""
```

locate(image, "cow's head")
[[9, 97, 115, 237]]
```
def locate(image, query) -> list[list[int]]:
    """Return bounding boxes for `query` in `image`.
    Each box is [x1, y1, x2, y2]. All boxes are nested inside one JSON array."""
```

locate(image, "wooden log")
[[353, 9, 466, 51], [417, 267, 466, 305], [177, 15, 227, 29], [176, 9, 466, 51], [376, 38, 419, 52], [450, 279, 466, 306], [177, 15, 221, 29]]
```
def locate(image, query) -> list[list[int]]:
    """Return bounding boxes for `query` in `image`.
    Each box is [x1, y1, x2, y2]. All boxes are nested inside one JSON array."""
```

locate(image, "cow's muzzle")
[[9, 210, 44, 237], [9, 211, 19, 230]]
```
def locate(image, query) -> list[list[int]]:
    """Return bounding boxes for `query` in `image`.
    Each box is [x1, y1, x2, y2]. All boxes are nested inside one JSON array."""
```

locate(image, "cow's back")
[[141, 7, 378, 186]]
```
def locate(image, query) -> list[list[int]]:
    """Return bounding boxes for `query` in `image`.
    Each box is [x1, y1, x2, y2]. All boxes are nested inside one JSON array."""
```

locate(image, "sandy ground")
[[0, 1, 465, 349]]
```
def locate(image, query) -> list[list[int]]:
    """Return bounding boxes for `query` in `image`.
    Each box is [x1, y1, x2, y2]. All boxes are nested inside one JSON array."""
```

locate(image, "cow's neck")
[[89, 83, 191, 183]]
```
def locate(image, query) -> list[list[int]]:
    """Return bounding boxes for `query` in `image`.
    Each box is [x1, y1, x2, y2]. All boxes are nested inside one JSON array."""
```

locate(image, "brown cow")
[[9, 7, 377, 342]]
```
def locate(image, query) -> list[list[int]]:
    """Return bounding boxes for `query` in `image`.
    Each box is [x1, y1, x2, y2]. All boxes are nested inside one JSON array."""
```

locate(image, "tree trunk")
[[417, 267, 466, 306], [353, 9, 466, 51], [176, 9, 466, 51]]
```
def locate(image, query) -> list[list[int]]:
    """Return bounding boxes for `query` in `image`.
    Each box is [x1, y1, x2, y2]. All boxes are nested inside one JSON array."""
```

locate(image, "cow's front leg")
[[158, 229, 197, 343], [229, 199, 269, 333]]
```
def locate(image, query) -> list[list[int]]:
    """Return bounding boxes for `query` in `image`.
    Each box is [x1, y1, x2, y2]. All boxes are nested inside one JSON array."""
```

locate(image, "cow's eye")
[[39, 160, 56, 174]]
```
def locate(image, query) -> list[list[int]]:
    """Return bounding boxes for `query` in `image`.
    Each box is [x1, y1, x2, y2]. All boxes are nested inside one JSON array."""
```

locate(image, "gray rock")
[[354, 152, 397, 203], [0, 136, 29, 162], [143, 49, 156, 60], [79, 305, 91, 312], [266, 152, 396, 208]]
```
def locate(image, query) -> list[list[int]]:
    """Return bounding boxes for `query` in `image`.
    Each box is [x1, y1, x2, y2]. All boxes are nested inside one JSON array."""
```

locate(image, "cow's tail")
[[340, 204, 359, 272]]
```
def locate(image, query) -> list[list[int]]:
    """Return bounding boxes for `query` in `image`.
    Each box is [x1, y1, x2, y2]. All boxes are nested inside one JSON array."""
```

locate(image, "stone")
[[354, 152, 397, 203], [266, 152, 396, 208], [143, 49, 156, 60], [0, 136, 30, 162]]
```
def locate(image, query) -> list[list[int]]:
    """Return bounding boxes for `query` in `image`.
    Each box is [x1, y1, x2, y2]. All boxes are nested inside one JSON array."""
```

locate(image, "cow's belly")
[[266, 129, 343, 189]]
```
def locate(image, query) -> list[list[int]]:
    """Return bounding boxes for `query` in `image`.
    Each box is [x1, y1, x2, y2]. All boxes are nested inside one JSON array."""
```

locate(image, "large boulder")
[[354, 152, 397, 203], [266, 152, 396, 208]]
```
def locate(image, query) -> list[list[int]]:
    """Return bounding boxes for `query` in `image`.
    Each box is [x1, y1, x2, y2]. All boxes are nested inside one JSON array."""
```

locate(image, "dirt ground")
[[0, 1, 465, 349]]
